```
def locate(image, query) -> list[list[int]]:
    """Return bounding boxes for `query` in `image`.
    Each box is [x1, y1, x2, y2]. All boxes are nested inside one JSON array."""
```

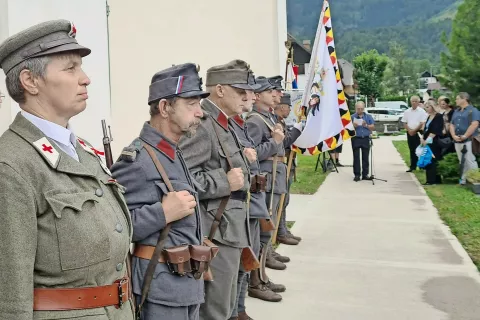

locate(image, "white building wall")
[[0, 0, 111, 149], [108, 0, 287, 156]]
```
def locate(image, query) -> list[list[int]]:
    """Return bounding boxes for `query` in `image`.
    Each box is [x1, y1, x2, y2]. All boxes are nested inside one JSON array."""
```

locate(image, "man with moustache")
[[179, 60, 253, 320], [0, 20, 134, 319], [111, 63, 210, 320], [246, 77, 302, 274], [229, 72, 282, 320]]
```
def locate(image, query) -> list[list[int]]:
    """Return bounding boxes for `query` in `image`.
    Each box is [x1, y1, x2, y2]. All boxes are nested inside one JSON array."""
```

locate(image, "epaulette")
[[119, 140, 144, 162]]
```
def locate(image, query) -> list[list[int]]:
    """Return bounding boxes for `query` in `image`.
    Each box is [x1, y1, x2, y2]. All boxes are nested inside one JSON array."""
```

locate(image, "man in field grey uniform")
[[229, 72, 282, 320], [274, 93, 302, 243], [111, 63, 210, 320], [246, 77, 302, 271], [179, 60, 252, 320], [0, 20, 134, 319]]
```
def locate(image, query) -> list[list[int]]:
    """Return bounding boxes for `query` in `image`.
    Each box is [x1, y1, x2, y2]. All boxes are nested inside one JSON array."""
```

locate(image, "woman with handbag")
[[421, 100, 445, 185]]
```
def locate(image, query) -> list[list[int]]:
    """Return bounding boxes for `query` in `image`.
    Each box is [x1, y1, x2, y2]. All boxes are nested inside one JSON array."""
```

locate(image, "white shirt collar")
[[21, 111, 77, 147]]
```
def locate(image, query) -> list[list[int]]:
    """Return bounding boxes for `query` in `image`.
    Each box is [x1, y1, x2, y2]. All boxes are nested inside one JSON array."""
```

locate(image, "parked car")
[[365, 108, 404, 122], [374, 101, 408, 111]]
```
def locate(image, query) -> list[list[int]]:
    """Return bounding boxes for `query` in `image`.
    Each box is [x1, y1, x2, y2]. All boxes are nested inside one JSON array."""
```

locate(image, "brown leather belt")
[[33, 278, 129, 311], [267, 156, 287, 163], [134, 245, 167, 263]]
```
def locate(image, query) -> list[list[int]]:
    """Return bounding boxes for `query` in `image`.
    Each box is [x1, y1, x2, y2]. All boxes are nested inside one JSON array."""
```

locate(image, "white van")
[[365, 108, 404, 122], [374, 101, 408, 111]]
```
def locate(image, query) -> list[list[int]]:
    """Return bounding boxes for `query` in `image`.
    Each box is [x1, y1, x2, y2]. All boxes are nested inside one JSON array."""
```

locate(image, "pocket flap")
[[45, 192, 99, 218], [154, 181, 170, 194], [190, 245, 212, 262], [164, 246, 191, 264]]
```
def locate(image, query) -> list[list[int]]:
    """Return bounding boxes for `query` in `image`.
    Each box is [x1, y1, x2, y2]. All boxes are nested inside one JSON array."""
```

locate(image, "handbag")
[[437, 136, 453, 149]]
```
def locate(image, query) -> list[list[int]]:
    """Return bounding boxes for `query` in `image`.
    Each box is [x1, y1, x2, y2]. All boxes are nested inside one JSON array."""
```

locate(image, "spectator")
[[450, 92, 480, 185], [402, 95, 428, 172], [421, 100, 444, 185], [438, 96, 454, 133], [351, 101, 375, 181]]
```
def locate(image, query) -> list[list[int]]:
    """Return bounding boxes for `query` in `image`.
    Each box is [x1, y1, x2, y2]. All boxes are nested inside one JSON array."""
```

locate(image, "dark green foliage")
[[287, 0, 459, 62], [352, 50, 388, 105], [440, 0, 480, 103], [438, 153, 460, 179]]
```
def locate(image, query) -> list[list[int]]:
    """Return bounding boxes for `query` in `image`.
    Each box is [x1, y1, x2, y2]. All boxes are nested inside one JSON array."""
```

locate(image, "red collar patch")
[[157, 139, 176, 161], [233, 115, 245, 127], [216, 112, 229, 131]]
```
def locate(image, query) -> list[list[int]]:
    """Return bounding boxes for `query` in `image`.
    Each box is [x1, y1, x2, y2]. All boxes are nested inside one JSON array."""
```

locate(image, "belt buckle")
[[117, 278, 127, 308]]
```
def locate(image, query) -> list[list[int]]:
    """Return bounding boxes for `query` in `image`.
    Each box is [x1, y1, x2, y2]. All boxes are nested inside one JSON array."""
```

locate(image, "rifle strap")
[[210, 119, 233, 240], [247, 112, 274, 132], [137, 143, 175, 316]]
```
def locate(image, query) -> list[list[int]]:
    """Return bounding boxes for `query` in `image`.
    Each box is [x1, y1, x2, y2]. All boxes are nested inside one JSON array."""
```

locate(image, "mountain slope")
[[287, 0, 460, 61]]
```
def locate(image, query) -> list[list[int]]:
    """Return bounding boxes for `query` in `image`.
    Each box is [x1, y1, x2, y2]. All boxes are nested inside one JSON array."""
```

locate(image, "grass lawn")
[[393, 140, 480, 269], [290, 154, 329, 194]]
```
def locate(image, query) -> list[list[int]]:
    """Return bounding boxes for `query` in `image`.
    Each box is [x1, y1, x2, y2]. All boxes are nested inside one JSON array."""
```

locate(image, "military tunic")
[[0, 113, 134, 320], [229, 115, 266, 318], [179, 98, 251, 320], [246, 107, 301, 238], [111, 122, 204, 319]]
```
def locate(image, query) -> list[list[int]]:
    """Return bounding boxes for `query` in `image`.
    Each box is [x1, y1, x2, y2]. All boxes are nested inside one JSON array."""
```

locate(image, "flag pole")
[[273, 0, 327, 244]]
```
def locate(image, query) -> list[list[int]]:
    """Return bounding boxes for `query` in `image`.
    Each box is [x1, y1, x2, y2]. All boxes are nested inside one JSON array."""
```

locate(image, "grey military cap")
[[206, 59, 257, 90], [148, 63, 209, 104], [268, 75, 284, 91], [254, 76, 276, 93], [0, 19, 91, 75], [280, 93, 291, 105]]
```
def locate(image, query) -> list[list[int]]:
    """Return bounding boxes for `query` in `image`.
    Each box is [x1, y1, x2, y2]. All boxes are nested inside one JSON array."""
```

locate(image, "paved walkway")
[[248, 137, 480, 319]]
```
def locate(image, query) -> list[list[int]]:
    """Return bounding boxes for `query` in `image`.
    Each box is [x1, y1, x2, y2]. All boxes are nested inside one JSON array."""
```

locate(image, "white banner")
[[292, 0, 354, 155]]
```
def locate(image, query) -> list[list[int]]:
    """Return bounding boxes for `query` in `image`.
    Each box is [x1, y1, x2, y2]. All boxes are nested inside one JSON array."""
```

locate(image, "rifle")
[[101, 119, 114, 169]]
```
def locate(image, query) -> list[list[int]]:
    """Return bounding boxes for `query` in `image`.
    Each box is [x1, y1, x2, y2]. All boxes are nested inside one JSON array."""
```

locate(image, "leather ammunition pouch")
[[250, 174, 267, 193], [134, 242, 218, 280], [241, 246, 260, 272], [259, 218, 275, 232]]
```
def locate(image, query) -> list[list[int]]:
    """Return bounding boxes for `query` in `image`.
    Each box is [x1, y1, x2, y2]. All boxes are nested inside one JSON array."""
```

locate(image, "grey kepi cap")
[[280, 93, 291, 105], [206, 59, 255, 90], [148, 63, 209, 104], [0, 19, 91, 75], [268, 75, 284, 91], [254, 76, 276, 93]]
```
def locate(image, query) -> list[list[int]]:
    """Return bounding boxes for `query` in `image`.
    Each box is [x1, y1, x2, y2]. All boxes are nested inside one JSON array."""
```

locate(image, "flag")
[[292, 0, 355, 155], [286, 62, 298, 90]]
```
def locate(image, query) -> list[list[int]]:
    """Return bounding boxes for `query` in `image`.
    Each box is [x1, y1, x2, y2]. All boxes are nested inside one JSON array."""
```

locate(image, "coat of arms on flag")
[[292, 0, 355, 155]]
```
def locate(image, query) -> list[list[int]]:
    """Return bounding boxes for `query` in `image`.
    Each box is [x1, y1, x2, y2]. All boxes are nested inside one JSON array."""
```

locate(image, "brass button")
[[95, 188, 104, 197], [116, 263, 123, 271], [115, 223, 123, 233]]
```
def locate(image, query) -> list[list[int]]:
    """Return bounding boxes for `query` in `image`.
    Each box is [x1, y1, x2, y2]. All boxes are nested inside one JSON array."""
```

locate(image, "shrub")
[[438, 153, 460, 179], [466, 169, 480, 183]]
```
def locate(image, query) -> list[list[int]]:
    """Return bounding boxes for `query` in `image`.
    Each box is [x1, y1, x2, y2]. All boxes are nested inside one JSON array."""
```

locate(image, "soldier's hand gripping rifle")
[[101, 119, 114, 169]]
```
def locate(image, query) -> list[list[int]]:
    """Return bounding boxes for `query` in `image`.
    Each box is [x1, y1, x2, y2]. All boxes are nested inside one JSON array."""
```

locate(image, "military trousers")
[[135, 295, 200, 320], [265, 192, 287, 238], [232, 219, 261, 317], [281, 172, 295, 235], [200, 242, 242, 320]]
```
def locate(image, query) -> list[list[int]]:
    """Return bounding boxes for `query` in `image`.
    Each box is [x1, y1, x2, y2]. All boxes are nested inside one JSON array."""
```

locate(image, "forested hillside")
[[287, 0, 460, 62]]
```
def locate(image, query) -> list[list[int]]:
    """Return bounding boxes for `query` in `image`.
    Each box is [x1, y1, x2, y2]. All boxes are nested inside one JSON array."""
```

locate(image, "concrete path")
[[248, 137, 480, 319]]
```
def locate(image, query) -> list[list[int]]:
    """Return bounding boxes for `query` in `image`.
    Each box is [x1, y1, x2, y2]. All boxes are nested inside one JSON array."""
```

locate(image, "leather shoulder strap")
[[137, 143, 175, 317], [247, 112, 274, 132], [210, 117, 232, 240]]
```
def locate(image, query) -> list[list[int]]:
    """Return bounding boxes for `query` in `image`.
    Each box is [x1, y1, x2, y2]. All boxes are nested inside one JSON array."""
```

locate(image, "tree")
[[441, 0, 480, 103], [353, 49, 388, 107]]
